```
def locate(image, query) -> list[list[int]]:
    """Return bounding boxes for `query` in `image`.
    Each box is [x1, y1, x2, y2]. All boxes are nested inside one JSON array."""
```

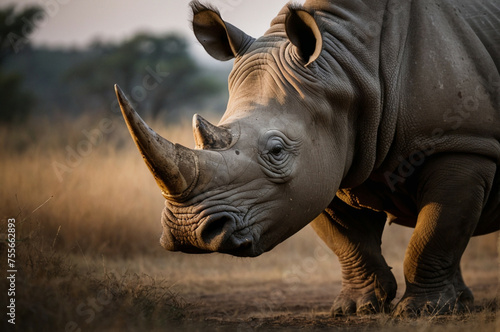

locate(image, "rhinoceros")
[[114, 0, 500, 317]]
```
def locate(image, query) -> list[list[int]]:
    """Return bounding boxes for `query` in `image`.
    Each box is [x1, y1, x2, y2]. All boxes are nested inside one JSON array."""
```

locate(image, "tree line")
[[1, 5, 230, 123]]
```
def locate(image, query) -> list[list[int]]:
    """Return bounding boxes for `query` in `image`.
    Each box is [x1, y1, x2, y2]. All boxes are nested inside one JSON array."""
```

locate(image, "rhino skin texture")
[[115, 0, 500, 318]]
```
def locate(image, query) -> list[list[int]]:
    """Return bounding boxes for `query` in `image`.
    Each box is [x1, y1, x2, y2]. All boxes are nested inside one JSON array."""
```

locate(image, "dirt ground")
[[9, 215, 497, 332], [7, 213, 499, 332], [139, 225, 500, 331], [178, 278, 498, 331]]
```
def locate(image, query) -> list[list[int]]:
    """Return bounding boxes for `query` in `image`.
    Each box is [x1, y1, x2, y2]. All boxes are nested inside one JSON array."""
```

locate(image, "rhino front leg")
[[394, 154, 495, 317], [311, 197, 397, 316]]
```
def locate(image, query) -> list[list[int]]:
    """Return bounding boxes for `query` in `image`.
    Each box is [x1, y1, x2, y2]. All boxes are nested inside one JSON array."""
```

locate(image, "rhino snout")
[[196, 213, 237, 249], [161, 207, 255, 255]]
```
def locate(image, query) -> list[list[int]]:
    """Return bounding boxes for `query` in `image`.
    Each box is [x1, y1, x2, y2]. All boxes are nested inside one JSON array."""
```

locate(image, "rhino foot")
[[456, 288, 474, 309], [453, 268, 474, 309], [392, 284, 473, 318], [332, 290, 388, 316], [331, 275, 397, 316]]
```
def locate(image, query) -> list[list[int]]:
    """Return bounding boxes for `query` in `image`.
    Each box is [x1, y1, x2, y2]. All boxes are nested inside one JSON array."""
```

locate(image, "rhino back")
[[460, 0, 500, 70], [378, 0, 500, 174], [292, 0, 500, 183]]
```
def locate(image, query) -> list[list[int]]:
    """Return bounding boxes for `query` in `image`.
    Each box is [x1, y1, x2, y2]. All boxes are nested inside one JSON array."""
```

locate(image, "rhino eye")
[[264, 138, 287, 160], [270, 144, 284, 156], [258, 133, 301, 183]]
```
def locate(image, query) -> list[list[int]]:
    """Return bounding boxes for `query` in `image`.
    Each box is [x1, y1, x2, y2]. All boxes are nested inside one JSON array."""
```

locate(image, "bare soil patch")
[[154, 228, 499, 331], [173, 265, 498, 331]]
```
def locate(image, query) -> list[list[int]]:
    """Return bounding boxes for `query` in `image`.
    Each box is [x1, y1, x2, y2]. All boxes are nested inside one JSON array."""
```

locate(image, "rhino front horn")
[[114, 84, 199, 201]]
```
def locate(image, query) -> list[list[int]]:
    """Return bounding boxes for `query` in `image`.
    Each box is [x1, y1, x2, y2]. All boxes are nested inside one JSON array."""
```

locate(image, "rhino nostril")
[[200, 215, 233, 244]]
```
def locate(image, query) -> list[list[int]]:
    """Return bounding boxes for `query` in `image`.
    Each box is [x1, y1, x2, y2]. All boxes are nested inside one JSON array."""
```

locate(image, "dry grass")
[[1, 114, 499, 331], [0, 113, 196, 257], [1, 239, 190, 331]]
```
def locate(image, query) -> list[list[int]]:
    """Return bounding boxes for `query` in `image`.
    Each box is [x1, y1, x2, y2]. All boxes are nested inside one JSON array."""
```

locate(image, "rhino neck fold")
[[304, 0, 403, 188]]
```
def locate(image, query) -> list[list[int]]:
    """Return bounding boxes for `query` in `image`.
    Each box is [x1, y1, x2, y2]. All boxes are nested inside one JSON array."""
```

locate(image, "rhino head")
[[115, 2, 358, 257]]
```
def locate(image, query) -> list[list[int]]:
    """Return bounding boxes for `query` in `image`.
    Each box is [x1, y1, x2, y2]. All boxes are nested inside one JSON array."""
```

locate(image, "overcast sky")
[[4, 0, 303, 63]]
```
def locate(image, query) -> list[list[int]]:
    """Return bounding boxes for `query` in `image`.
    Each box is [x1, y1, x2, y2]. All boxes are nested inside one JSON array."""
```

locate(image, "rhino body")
[[115, 0, 500, 317]]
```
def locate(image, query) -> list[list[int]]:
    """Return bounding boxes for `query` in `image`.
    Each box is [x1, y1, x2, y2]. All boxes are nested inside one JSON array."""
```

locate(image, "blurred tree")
[[0, 5, 43, 123], [0, 69, 34, 122], [65, 33, 225, 119]]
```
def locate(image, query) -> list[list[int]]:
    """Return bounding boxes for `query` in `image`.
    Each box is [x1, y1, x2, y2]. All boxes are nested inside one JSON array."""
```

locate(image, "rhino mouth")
[[160, 204, 262, 257]]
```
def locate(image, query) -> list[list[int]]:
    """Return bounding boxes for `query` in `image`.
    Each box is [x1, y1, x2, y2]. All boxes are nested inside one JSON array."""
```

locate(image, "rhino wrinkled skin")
[[115, 0, 500, 317]]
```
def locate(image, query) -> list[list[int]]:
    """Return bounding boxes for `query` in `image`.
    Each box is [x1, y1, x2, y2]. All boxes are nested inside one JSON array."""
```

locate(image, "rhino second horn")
[[115, 84, 199, 201], [193, 114, 232, 150]]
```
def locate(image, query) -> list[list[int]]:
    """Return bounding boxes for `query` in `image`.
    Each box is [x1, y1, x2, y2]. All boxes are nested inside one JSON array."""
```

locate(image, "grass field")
[[1, 114, 499, 331]]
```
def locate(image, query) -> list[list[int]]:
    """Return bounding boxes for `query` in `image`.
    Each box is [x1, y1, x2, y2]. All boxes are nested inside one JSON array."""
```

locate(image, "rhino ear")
[[191, 1, 255, 61], [285, 8, 323, 66]]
